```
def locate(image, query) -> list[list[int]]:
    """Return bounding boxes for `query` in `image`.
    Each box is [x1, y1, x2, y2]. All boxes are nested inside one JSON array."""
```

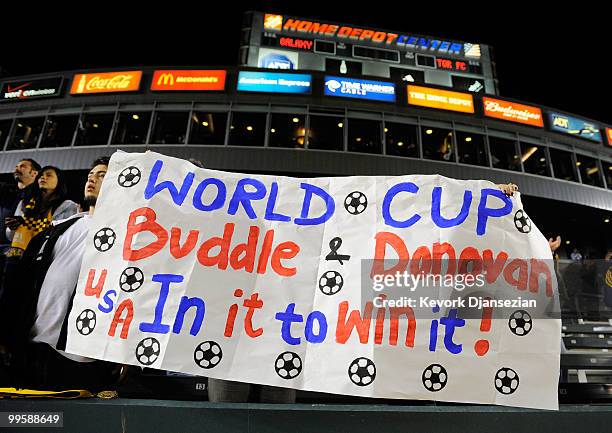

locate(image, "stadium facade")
[[0, 11, 610, 256]]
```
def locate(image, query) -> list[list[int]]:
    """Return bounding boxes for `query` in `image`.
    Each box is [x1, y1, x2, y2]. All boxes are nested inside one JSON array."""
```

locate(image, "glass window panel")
[[422, 126, 454, 162], [151, 111, 188, 144], [113, 112, 151, 145], [488, 135, 520, 171], [385, 122, 419, 158], [576, 154, 603, 187], [228, 112, 266, 147], [40, 115, 79, 148], [7, 117, 45, 150], [308, 115, 344, 151], [456, 131, 487, 166], [603, 160, 612, 190], [549, 148, 578, 182], [520, 143, 550, 176], [0, 119, 13, 150], [269, 113, 306, 149], [75, 113, 114, 146], [189, 112, 227, 145], [348, 118, 381, 154]]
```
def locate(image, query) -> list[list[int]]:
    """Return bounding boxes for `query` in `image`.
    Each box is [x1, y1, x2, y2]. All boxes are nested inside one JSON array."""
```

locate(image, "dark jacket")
[[0, 216, 81, 350]]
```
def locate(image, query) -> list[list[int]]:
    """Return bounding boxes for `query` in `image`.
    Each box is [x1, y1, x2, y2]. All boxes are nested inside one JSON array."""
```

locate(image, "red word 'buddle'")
[[123, 207, 300, 277]]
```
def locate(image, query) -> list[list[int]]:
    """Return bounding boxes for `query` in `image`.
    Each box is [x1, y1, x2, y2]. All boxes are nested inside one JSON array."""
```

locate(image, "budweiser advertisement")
[[70, 71, 142, 95], [407, 85, 474, 113], [151, 70, 227, 91], [483, 97, 543, 128]]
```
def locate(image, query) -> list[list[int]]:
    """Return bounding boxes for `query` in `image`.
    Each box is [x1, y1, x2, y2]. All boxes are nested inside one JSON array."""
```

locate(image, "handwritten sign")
[[66, 151, 560, 409]]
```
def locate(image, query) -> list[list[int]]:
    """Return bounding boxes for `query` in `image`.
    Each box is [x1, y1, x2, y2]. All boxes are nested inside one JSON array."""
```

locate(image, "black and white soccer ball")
[[508, 310, 533, 336], [75, 309, 96, 336], [120, 267, 145, 293], [194, 341, 223, 369], [495, 367, 519, 395], [344, 191, 368, 215], [118, 166, 142, 188], [422, 364, 448, 392], [136, 337, 161, 366], [318, 271, 344, 295], [348, 357, 376, 386], [513, 210, 531, 234], [93, 228, 116, 252], [275, 351, 302, 379]]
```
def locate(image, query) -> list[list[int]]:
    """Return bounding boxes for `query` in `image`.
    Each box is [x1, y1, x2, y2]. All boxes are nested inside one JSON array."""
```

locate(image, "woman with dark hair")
[[5, 166, 78, 258]]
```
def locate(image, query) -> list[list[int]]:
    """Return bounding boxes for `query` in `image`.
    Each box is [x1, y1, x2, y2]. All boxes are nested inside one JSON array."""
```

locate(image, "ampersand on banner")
[[325, 237, 351, 265]]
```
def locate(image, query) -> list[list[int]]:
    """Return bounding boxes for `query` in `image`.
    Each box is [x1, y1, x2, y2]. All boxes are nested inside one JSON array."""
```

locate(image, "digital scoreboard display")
[[243, 11, 496, 94]]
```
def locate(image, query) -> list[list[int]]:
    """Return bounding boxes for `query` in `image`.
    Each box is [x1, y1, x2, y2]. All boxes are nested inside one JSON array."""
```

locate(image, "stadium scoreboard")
[[240, 11, 498, 95]]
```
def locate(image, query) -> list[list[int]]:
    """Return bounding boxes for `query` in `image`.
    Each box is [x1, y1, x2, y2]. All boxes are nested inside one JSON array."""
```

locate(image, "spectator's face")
[[13, 160, 38, 185], [84, 164, 108, 202], [38, 168, 59, 192]]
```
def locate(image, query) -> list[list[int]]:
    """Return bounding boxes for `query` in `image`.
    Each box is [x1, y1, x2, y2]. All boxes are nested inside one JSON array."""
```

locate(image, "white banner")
[[66, 151, 560, 409]]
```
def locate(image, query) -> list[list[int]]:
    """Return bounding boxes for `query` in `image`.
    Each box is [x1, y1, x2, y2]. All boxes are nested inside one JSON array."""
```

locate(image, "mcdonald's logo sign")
[[151, 70, 227, 91], [157, 73, 175, 86]]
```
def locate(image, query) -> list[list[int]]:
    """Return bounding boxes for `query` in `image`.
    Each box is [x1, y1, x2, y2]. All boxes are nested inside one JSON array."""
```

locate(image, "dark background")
[[0, 2, 609, 256], [0, 1, 608, 123]]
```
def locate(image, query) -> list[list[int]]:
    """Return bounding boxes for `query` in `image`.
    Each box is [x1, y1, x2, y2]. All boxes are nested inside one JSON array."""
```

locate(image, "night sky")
[[0, 2, 608, 123]]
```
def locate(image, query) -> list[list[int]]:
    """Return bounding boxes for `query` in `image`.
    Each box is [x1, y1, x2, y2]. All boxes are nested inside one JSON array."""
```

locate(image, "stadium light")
[[521, 146, 538, 163]]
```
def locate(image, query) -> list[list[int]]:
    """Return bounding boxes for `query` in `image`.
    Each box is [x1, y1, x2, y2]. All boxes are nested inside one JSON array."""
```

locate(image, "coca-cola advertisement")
[[70, 71, 142, 95]]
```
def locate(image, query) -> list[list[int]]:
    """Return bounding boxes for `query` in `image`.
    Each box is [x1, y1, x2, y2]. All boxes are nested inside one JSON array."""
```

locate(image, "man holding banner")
[[0, 157, 118, 392], [0, 150, 558, 410]]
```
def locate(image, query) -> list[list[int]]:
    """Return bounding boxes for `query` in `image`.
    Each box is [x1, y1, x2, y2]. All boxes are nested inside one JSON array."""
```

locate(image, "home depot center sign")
[[263, 13, 477, 57]]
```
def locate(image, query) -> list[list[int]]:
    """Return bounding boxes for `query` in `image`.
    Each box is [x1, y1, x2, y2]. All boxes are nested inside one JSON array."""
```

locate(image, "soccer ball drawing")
[[93, 228, 116, 252], [344, 191, 368, 215], [194, 341, 223, 369], [118, 166, 142, 188], [318, 271, 344, 295], [508, 310, 533, 336], [120, 267, 145, 293], [75, 309, 96, 336], [513, 210, 532, 234], [136, 337, 161, 366], [348, 357, 376, 386], [495, 367, 520, 395], [274, 351, 303, 379], [422, 364, 448, 392]]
